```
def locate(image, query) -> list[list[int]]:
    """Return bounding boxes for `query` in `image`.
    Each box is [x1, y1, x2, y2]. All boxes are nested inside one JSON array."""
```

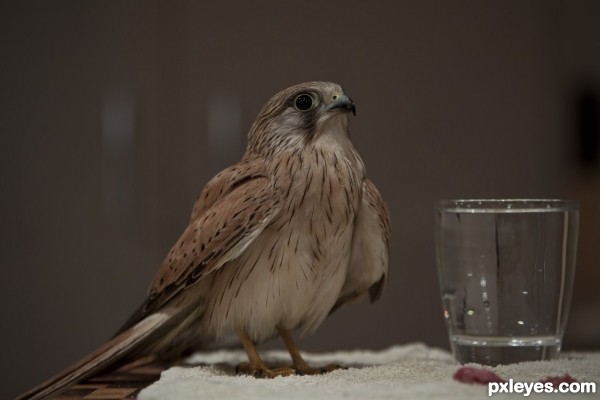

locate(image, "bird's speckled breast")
[[197, 139, 365, 343]]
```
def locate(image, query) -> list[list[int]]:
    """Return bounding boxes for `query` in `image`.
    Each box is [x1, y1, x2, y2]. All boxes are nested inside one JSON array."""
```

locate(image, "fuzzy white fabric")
[[138, 343, 599, 400]]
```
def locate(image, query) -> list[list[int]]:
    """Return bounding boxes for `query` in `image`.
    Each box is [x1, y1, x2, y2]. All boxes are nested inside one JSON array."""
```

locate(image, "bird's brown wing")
[[20, 162, 282, 400], [119, 160, 281, 330], [332, 178, 391, 312]]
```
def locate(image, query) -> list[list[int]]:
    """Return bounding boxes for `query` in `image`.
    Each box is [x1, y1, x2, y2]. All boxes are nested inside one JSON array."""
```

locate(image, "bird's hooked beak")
[[326, 94, 356, 116]]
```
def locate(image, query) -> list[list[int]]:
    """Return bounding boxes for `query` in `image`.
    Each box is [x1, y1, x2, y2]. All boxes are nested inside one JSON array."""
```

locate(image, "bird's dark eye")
[[294, 94, 313, 111]]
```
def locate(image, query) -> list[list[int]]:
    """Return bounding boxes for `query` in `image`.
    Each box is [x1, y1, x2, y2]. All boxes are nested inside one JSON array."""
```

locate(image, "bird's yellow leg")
[[236, 327, 296, 378], [277, 327, 344, 375]]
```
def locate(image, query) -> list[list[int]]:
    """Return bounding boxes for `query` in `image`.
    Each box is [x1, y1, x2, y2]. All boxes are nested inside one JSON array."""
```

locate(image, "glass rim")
[[435, 198, 580, 213]]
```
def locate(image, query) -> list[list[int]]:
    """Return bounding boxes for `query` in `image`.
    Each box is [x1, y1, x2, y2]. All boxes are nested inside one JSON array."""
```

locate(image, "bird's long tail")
[[15, 309, 179, 400]]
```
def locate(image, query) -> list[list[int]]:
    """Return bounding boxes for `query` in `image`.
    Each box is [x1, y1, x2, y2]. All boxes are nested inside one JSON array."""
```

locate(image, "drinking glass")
[[435, 199, 579, 365]]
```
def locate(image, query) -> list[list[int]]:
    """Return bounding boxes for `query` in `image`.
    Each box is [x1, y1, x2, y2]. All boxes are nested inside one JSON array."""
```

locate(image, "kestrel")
[[18, 81, 391, 400]]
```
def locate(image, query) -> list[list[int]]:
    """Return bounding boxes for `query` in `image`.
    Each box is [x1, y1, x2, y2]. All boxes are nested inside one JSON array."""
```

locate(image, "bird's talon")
[[321, 363, 346, 373], [294, 363, 345, 375], [235, 362, 297, 378], [235, 362, 249, 375]]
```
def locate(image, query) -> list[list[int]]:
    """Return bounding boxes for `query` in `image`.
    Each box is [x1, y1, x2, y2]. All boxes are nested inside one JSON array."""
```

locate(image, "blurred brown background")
[[1, 1, 599, 399]]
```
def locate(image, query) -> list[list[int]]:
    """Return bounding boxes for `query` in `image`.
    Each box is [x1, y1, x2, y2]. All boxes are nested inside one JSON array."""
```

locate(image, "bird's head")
[[246, 81, 356, 157]]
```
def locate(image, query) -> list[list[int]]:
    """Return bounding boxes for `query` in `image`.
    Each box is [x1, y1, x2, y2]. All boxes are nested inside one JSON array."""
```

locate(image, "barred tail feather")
[[15, 310, 177, 400]]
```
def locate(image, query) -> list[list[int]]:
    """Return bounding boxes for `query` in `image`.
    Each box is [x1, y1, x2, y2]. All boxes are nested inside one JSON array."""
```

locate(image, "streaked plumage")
[[17, 81, 390, 399]]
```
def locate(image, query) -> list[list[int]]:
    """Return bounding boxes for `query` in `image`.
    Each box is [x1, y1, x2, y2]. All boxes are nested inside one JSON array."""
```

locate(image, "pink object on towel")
[[454, 367, 579, 388], [453, 366, 506, 384]]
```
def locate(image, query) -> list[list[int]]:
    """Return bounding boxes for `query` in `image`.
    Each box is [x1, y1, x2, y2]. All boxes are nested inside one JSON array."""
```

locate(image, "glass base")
[[451, 335, 561, 366]]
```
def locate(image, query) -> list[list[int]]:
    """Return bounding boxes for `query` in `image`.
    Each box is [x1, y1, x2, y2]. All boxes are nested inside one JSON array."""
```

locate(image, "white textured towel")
[[138, 343, 599, 400]]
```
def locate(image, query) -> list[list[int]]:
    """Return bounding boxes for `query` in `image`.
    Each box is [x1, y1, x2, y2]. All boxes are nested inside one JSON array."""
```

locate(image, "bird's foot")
[[235, 361, 346, 378], [294, 363, 346, 376], [235, 362, 297, 378]]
